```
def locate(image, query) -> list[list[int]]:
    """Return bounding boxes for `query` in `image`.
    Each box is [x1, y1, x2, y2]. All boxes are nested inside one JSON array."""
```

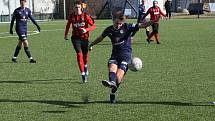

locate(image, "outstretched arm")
[[142, 9, 149, 20], [89, 35, 104, 48], [138, 18, 159, 29]]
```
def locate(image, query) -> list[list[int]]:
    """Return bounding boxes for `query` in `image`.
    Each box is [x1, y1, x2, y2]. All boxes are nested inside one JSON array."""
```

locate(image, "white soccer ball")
[[128, 57, 143, 72]]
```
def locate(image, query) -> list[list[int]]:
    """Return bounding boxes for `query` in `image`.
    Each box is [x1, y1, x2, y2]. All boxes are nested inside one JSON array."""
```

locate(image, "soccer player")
[[142, 0, 166, 44], [89, 11, 156, 103], [165, 0, 172, 19], [64, 0, 96, 83], [137, 0, 150, 40], [10, 0, 40, 63]]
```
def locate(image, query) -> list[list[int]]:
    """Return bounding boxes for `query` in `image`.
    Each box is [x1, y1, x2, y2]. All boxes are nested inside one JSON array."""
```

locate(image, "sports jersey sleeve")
[[128, 23, 139, 33], [64, 15, 72, 36], [10, 10, 16, 31], [159, 8, 166, 17], [28, 9, 39, 26], [85, 14, 96, 32], [143, 8, 150, 19], [101, 27, 110, 38]]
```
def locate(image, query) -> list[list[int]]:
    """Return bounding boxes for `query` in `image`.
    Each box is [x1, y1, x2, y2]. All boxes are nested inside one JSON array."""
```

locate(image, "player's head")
[[141, 0, 145, 4], [20, 0, 27, 7], [112, 11, 126, 29], [74, 0, 83, 15], [153, 0, 158, 7]]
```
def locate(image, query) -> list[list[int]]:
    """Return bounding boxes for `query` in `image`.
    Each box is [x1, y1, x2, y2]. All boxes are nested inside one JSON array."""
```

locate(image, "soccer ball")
[[128, 57, 143, 72]]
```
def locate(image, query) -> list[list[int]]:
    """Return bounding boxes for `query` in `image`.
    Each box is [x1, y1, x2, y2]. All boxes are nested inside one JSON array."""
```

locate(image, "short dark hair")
[[20, 0, 26, 2], [113, 11, 126, 21], [74, 0, 82, 5]]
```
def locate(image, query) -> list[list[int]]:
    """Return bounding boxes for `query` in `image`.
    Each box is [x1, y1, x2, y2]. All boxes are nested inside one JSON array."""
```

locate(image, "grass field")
[[0, 18, 215, 121]]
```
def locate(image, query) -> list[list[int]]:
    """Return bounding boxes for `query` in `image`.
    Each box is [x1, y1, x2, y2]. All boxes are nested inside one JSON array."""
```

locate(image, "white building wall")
[[0, 0, 55, 15], [33, 0, 56, 13]]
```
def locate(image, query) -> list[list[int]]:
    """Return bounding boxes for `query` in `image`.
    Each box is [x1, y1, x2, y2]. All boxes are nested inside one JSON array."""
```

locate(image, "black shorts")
[[71, 37, 89, 54], [17, 32, 27, 41], [152, 23, 159, 33]]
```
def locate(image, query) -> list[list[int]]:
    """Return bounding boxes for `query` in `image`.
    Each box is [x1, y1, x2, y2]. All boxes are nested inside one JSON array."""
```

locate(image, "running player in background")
[[89, 11, 157, 103], [10, 0, 40, 63], [64, 0, 96, 83], [143, 0, 167, 44]]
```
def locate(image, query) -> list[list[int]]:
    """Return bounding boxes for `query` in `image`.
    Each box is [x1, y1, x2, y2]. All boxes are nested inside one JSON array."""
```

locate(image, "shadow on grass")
[[0, 78, 79, 84], [79, 100, 214, 107], [42, 111, 67, 113], [0, 99, 81, 108], [0, 99, 214, 108], [0, 61, 28, 63]]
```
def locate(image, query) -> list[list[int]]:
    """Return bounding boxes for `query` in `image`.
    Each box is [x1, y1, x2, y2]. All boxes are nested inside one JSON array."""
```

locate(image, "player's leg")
[[12, 39, 23, 63], [169, 11, 171, 19], [147, 24, 155, 44], [72, 39, 86, 83], [82, 40, 89, 81], [102, 59, 118, 88], [153, 23, 160, 44], [109, 60, 128, 103], [22, 39, 36, 63], [102, 61, 118, 104], [145, 26, 150, 39], [146, 27, 150, 38]]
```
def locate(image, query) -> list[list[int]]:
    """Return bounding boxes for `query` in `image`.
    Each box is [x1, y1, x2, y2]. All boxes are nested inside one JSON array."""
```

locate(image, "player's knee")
[[119, 61, 128, 73]]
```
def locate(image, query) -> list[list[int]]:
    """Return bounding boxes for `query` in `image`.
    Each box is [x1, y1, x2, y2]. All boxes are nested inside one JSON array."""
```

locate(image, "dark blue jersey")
[[10, 7, 38, 34], [102, 23, 139, 58], [139, 4, 146, 16]]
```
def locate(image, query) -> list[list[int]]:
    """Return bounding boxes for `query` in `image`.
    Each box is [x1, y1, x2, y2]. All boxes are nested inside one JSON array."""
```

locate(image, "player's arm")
[[9, 10, 16, 35], [86, 15, 96, 32], [89, 27, 109, 50], [81, 15, 96, 34], [64, 15, 72, 40], [142, 9, 149, 19], [159, 8, 167, 18], [138, 20, 154, 29], [28, 9, 40, 32], [89, 35, 104, 48]]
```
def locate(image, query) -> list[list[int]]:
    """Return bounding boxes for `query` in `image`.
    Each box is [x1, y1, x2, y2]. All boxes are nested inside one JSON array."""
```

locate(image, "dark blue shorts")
[[108, 54, 131, 73], [17, 32, 27, 41]]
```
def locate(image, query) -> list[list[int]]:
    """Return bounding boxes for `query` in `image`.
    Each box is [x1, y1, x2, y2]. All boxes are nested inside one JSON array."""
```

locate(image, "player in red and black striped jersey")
[[143, 0, 166, 44], [64, 0, 96, 83]]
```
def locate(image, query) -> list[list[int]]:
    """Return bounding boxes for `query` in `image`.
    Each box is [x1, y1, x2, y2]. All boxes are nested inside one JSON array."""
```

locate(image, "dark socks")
[[13, 46, 21, 57], [146, 31, 150, 38], [109, 72, 116, 82], [24, 47, 32, 58]]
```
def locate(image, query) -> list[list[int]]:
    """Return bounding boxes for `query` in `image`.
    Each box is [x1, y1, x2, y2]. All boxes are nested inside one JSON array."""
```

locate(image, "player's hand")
[[64, 35, 68, 40], [37, 25, 41, 32], [80, 28, 87, 34], [88, 43, 93, 51], [10, 29, 13, 35]]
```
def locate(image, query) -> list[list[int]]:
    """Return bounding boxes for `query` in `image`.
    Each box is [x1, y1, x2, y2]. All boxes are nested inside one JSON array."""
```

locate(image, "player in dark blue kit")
[[89, 11, 156, 103], [10, 0, 40, 63]]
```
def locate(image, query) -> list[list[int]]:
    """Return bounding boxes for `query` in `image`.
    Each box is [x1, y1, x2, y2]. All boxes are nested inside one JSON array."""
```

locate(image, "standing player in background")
[[137, 0, 150, 41], [89, 11, 157, 103], [164, 0, 172, 19], [10, 0, 40, 63], [143, 0, 166, 44], [64, 0, 96, 83]]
